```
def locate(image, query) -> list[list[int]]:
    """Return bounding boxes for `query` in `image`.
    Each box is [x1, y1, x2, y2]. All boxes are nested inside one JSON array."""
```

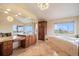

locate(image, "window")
[[54, 21, 74, 34], [13, 25, 33, 34], [13, 25, 24, 32], [17, 26, 24, 32], [24, 26, 33, 34]]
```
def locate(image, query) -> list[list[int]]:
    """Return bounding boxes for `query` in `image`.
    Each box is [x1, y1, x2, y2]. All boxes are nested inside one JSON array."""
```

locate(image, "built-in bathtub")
[[54, 36, 79, 46], [46, 35, 79, 46]]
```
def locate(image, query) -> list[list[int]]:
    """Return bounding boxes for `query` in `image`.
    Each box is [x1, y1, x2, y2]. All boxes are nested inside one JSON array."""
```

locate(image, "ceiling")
[[0, 3, 79, 23], [26, 3, 79, 20]]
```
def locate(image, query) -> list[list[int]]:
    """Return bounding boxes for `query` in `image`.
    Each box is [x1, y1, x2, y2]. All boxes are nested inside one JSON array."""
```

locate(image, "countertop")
[[0, 36, 13, 42]]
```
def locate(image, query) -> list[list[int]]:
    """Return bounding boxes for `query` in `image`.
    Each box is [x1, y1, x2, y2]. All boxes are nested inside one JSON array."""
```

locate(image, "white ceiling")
[[0, 3, 79, 23], [25, 3, 79, 20]]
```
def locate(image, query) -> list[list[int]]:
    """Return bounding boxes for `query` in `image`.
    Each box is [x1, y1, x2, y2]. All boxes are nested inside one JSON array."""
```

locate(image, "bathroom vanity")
[[0, 31, 37, 56], [20, 35, 36, 48], [0, 34, 36, 56], [0, 37, 13, 56]]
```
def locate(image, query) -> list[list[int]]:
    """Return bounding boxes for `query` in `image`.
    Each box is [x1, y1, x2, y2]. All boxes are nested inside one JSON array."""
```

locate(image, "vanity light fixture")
[[6, 9, 11, 11], [4, 11, 8, 14], [18, 13, 21, 15], [15, 15, 18, 16], [15, 13, 22, 16]]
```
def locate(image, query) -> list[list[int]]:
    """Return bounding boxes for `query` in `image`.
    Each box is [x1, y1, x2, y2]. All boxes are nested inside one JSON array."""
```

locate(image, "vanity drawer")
[[0, 40, 13, 56], [2, 48, 13, 56], [3, 40, 13, 46], [3, 45, 12, 50]]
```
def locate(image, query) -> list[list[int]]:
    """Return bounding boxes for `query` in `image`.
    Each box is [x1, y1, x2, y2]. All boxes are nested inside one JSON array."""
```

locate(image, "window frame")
[[13, 25, 33, 34], [54, 21, 75, 35]]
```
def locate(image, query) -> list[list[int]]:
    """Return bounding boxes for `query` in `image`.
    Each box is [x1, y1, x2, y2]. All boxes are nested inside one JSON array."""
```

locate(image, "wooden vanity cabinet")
[[20, 36, 29, 48], [29, 35, 36, 45], [0, 40, 13, 56], [0, 42, 2, 54], [20, 35, 36, 48]]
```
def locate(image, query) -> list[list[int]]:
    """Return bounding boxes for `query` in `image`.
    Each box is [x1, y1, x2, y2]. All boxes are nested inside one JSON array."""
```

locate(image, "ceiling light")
[[4, 11, 8, 14], [7, 16, 14, 22], [37, 3, 49, 10], [18, 13, 21, 15], [15, 15, 18, 16], [6, 9, 11, 11]]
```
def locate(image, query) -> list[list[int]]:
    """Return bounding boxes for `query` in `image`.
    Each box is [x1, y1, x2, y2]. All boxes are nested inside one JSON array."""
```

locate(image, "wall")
[[0, 19, 24, 33], [76, 17, 79, 35], [47, 16, 79, 37]]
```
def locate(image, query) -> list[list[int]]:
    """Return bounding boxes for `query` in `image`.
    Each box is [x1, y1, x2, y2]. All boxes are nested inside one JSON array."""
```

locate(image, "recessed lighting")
[[15, 15, 18, 16], [4, 11, 8, 14], [18, 13, 21, 15], [6, 9, 11, 11]]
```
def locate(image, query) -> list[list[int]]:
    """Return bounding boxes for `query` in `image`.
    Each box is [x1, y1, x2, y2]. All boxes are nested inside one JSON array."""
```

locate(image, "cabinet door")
[[21, 37, 29, 48], [29, 35, 36, 45], [2, 40, 13, 56], [20, 39, 26, 48], [0, 42, 3, 55], [2, 48, 13, 56], [26, 36, 29, 47], [38, 21, 47, 41]]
